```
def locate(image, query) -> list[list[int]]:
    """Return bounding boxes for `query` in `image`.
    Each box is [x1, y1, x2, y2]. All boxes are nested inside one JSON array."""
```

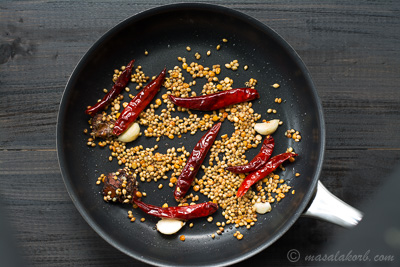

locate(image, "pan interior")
[[57, 3, 324, 267]]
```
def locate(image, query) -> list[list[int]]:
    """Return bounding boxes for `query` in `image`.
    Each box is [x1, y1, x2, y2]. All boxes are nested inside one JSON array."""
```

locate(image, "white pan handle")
[[302, 181, 363, 228]]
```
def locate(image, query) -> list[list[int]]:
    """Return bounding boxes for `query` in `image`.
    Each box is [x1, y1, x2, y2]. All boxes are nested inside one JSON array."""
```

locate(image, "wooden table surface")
[[1, 1, 399, 266]]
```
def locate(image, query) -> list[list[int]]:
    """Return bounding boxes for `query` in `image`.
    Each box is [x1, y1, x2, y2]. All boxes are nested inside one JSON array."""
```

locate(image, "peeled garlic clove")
[[254, 202, 272, 214], [156, 218, 185, 235], [117, 122, 140, 143], [254, 119, 279, 135]]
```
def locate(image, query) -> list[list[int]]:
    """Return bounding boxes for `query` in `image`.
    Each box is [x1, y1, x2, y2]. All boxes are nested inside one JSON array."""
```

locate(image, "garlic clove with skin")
[[117, 122, 140, 143], [254, 119, 279, 135], [254, 201, 272, 214], [156, 218, 185, 235]]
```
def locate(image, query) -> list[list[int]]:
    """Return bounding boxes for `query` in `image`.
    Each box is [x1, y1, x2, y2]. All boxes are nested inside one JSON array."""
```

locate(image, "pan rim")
[[56, 3, 326, 266]]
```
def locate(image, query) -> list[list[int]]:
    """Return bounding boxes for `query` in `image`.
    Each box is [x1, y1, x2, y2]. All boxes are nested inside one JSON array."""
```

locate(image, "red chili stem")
[[113, 67, 167, 136], [133, 199, 218, 220], [85, 59, 135, 116], [168, 88, 259, 111], [236, 152, 298, 198], [174, 122, 222, 201], [226, 135, 274, 173]]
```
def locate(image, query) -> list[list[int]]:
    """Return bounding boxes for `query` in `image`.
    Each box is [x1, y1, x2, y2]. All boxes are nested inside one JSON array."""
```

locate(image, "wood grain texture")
[[1, 0, 399, 266]]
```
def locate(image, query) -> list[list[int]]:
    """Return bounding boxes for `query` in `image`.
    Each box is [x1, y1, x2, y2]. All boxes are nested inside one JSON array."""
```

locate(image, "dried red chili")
[[174, 122, 222, 201], [133, 199, 218, 220], [168, 88, 259, 111], [113, 67, 167, 136], [236, 152, 298, 197], [85, 59, 135, 116], [226, 135, 274, 173]]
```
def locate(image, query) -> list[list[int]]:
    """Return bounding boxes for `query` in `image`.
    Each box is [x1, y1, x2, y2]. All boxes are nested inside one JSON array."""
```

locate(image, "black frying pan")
[[57, 3, 326, 266]]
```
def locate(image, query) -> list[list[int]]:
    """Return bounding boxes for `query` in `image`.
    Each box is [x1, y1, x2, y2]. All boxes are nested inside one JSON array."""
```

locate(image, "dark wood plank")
[[1, 1, 400, 266], [0, 1, 399, 150], [1, 149, 399, 266]]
